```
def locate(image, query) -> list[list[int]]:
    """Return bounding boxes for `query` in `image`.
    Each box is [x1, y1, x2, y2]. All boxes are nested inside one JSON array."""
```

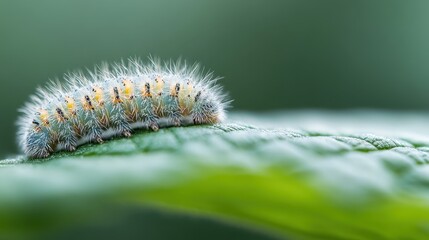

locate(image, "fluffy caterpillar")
[[17, 57, 229, 158]]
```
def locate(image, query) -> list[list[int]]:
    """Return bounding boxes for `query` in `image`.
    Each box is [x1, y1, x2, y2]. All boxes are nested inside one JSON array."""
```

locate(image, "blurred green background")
[[1, 0, 429, 157]]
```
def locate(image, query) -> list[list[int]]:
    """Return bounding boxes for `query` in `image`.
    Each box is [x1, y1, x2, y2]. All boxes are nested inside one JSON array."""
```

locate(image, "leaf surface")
[[2, 111, 429, 239]]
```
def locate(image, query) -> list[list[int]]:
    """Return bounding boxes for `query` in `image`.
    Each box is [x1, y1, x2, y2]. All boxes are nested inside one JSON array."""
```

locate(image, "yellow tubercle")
[[65, 96, 76, 115], [92, 86, 104, 106], [39, 109, 50, 126], [170, 82, 180, 97], [179, 80, 192, 99], [154, 76, 164, 95], [178, 81, 194, 114], [186, 81, 193, 96], [122, 79, 134, 99]]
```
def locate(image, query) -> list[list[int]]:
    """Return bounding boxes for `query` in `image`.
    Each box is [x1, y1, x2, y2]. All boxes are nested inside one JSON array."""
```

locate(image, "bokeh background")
[[1, 0, 429, 157]]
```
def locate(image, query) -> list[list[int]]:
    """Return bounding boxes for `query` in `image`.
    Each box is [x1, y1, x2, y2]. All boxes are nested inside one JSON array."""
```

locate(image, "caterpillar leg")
[[111, 106, 132, 137], [145, 115, 159, 131], [149, 122, 159, 131], [57, 124, 78, 152], [137, 98, 159, 131], [170, 113, 181, 127], [193, 115, 203, 125], [75, 112, 104, 144], [86, 118, 104, 143], [25, 130, 53, 158], [166, 96, 182, 127], [61, 135, 77, 152]]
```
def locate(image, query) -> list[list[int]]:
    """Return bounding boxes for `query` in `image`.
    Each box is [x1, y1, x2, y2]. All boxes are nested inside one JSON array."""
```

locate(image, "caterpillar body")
[[17, 57, 228, 158]]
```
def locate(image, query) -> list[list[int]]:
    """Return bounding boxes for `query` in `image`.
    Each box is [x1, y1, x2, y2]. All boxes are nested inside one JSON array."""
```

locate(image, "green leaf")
[[2, 111, 429, 239]]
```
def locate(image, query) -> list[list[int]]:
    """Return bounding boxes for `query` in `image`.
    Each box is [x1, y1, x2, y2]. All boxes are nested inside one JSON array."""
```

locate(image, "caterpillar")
[[17, 57, 229, 159]]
